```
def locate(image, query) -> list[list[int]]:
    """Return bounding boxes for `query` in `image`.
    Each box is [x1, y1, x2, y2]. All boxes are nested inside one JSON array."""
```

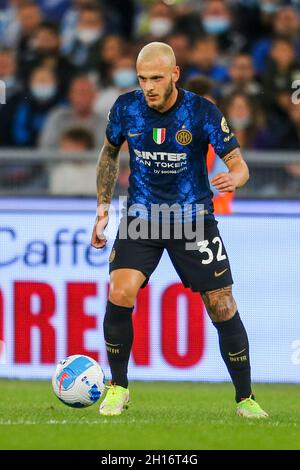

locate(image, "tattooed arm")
[[91, 137, 121, 248], [96, 137, 120, 207], [211, 147, 249, 193]]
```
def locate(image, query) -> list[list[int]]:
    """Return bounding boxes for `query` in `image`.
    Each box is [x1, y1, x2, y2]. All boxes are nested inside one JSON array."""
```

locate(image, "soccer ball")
[[52, 354, 105, 408]]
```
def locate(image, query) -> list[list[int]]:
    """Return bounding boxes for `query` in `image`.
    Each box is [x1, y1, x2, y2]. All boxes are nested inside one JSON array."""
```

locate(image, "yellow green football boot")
[[99, 383, 129, 416], [237, 397, 269, 418]]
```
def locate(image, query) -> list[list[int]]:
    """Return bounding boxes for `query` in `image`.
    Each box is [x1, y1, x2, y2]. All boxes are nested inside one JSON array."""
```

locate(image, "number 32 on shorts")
[[197, 237, 227, 265]]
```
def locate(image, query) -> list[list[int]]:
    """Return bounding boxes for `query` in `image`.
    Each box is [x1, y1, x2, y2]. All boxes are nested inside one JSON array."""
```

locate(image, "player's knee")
[[209, 299, 236, 322], [202, 287, 237, 322], [213, 300, 236, 322], [108, 284, 136, 308]]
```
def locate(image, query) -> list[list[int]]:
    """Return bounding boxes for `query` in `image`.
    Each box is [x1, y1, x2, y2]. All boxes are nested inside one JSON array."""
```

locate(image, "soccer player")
[[91, 42, 268, 419]]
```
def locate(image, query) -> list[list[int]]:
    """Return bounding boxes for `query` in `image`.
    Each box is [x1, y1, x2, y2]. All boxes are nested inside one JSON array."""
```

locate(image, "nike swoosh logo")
[[214, 268, 228, 277], [229, 349, 246, 357], [128, 132, 143, 137]]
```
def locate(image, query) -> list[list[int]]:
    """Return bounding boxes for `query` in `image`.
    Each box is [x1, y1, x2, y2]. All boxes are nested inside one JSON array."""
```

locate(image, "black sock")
[[103, 300, 134, 389], [213, 311, 252, 402]]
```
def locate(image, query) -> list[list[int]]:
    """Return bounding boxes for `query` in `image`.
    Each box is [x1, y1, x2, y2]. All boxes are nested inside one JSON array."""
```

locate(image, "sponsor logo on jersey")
[[175, 129, 192, 145], [153, 128, 166, 144], [134, 149, 187, 161], [128, 131, 143, 137]]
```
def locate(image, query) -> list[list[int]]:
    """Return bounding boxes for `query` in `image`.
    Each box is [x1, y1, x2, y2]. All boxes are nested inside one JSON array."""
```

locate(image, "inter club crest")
[[175, 129, 192, 145]]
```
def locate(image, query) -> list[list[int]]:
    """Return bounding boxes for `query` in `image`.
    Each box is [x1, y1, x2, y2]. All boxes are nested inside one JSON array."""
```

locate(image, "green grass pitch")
[[0, 380, 299, 450]]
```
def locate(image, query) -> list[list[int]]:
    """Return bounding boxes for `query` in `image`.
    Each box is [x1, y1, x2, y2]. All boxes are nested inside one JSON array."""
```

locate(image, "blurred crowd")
[[0, 0, 299, 194]]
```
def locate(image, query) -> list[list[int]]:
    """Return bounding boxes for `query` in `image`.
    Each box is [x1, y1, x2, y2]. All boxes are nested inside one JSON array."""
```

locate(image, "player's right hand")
[[91, 214, 109, 249]]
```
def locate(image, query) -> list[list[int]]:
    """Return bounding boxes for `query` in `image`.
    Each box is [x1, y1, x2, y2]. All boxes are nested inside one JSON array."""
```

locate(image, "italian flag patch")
[[153, 128, 166, 144]]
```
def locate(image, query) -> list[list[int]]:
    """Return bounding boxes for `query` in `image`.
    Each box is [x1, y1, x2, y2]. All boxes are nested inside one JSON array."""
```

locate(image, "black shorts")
[[109, 216, 233, 293]]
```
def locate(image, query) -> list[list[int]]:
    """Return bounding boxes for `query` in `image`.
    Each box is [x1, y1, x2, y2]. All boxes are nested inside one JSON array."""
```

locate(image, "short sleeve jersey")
[[106, 88, 239, 221]]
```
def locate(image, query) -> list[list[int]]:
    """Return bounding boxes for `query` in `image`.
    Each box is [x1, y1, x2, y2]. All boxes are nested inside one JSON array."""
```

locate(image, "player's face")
[[137, 58, 180, 112]]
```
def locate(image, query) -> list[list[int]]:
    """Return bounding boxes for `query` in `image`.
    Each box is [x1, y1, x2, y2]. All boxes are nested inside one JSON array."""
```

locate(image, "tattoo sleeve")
[[96, 139, 120, 206], [222, 147, 242, 164]]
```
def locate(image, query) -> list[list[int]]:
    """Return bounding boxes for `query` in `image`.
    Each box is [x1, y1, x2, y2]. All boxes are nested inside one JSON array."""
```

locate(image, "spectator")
[[60, 0, 96, 55], [97, 34, 126, 87], [278, 102, 300, 150], [282, 102, 300, 192], [59, 127, 95, 151], [16, 1, 43, 79], [138, 0, 176, 40], [185, 75, 234, 215], [67, 4, 105, 71], [0, 0, 22, 48], [272, 5, 300, 41], [201, 0, 231, 35], [231, 0, 278, 50], [262, 38, 300, 113], [221, 92, 272, 149], [20, 21, 76, 94], [0, 65, 61, 147], [39, 74, 106, 148], [258, 38, 300, 150], [220, 53, 262, 98], [171, 2, 204, 40], [0, 64, 60, 190], [101, 0, 136, 39], [252, 6, 300, 75], [36, 0, 71, 23], [50, 127, 96, 196], [0, 47, 22, 100], [222, 89, 287, 194], [185, 74, 215, 99], [111, 55, 137, 90], [0, 0, 70, 51], [184, 35, 229, 85], [95, 55, 138, 117], [258, 0, 281, 16], [50, 125, 130, 197], [0, 0, 298, 168], [166, 32, 190, 84], [200, 0, 246, 54], [33, 21, 61, 57]]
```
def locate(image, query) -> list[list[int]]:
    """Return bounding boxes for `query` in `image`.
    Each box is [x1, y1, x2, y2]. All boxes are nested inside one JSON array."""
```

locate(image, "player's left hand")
[[210, 172, 237, 193], [91, 214, 109, 249]]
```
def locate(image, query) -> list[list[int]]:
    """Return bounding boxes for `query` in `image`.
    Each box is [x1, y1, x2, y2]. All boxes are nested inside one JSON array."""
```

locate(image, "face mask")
[[229, 116, 251, 130], [77, 28, 101, 45], [202, 16, 230, 35], [112, 69, 137, 89], [260, 3, 279, 14], [30, 84, 57, 102], [149, 18, 173, 38]]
